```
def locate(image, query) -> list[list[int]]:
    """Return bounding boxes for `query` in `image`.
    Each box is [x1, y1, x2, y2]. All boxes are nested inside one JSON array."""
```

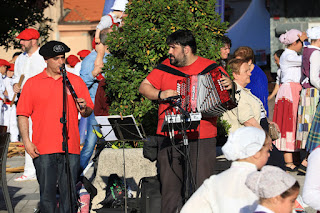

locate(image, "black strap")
[[155, 62, 220, 77], [155, 64, 188, 77], [198, 63, 219, 75]]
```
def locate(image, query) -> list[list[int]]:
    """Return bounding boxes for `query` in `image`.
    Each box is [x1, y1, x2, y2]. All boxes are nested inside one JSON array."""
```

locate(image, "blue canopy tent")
[[226, 0, 270, 65]]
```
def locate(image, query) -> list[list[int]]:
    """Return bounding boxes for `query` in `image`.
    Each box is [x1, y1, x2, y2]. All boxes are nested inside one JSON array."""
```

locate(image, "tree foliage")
[[103, 0, 228, 135], [0, 0, 55, 50]]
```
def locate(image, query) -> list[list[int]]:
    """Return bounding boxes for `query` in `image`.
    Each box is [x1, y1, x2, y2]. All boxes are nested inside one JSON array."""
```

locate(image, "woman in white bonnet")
[[299, 26, 320, 174], [181, 127, 271, 213], [273, 29, 308, 172], [245, 165, 300, 213]]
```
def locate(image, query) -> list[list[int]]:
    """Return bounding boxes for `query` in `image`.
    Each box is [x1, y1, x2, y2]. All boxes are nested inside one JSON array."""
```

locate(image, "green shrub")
[[103, 0, 228, 135]]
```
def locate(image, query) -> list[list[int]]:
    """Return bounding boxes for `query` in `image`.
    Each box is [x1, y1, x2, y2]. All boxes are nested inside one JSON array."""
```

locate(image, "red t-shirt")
[[17, 69, 94, 155], [147, 57, 225, 139]]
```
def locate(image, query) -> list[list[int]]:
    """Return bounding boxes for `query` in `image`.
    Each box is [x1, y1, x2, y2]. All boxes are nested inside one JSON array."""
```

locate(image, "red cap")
[[92, 39, 96, 50], [0, 59, 10, 67], [8, 63, 14, 71], [16, 28, 40, 40], [77, 50, 91, 58], [66, 55, 80, 67]]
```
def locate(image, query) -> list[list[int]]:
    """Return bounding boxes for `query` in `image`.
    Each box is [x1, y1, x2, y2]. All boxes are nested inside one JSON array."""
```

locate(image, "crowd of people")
[[0, 1, 320, 211]]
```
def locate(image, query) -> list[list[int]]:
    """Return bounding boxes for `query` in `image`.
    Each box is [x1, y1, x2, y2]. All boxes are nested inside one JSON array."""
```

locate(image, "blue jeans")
[[33, 153, 80, 213], [80, 113, 99, 170]]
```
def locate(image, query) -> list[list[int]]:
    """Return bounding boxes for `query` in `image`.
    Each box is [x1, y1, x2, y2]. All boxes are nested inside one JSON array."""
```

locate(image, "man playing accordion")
[[139, 30, 233, 213]]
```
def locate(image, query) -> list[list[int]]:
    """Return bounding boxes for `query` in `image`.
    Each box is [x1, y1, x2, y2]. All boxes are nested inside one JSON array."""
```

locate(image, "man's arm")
[[139, 78, 178, 100], [18, 115, 39, 158], [93, 43, 106, 76], [77, 98, 93, 117], [13, 56, 22, 93]]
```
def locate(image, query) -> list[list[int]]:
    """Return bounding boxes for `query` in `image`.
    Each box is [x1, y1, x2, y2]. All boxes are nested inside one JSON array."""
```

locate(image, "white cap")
[[111, 0, 128, 11], [245, 165, 297, 198], [222, 127, 266, 161], [307, 26, 320, 40]]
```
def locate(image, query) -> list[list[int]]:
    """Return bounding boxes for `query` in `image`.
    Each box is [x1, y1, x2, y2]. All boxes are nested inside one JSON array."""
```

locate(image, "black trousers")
[[157, 136, 216, 213], [33, 153, 80, 213]]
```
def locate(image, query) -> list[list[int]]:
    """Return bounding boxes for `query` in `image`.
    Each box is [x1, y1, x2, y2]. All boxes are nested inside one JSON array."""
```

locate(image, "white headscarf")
[[307, 26, 320, 40], [245, 165, 297, 198], [222, 127, 266, 161]]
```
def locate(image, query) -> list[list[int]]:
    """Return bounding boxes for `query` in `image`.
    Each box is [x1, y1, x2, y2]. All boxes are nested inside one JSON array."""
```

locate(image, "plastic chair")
[[0, 125, 14, 213]]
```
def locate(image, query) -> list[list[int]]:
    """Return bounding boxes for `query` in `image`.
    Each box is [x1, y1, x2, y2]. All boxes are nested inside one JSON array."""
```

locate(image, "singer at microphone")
[[16, 40, 94, 213]]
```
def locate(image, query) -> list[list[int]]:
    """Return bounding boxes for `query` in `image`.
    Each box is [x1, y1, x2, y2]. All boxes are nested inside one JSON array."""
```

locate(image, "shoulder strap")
[[156, 62, 220, 77], [155, 64, 188, 77], [198, 63, 219, 75]]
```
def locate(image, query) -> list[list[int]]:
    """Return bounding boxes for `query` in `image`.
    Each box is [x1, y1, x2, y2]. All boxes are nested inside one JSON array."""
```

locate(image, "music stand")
[[93, 115, 146, 213]]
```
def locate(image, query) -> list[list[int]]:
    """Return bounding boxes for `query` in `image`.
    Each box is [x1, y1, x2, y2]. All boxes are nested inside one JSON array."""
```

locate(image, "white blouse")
[[181, 162, 258, 213], [279, 48, 302, 84], [303, 148, 320, 210]]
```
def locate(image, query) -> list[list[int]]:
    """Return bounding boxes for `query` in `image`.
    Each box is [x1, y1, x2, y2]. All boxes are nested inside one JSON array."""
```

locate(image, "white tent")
[[226, 0, 270, 55]]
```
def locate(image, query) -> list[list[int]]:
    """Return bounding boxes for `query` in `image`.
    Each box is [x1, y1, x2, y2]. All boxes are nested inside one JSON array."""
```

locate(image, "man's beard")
[[22, 44, 32, 53], [169, 54, 187, 67]]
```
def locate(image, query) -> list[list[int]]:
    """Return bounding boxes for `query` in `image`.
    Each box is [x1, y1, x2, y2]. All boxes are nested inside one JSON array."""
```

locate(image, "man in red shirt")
[[139, 30, 232, 213], [17, 41, 94, 213]]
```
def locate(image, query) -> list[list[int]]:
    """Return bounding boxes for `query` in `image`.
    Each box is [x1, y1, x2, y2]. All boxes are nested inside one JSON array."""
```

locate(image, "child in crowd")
[[0, 59, 11, 125], [268, 49, 284, 101], [94, 0, 128, 44], [94, 0, 127, 69], [3, 63, 19, 142], [181, 127, 271, 213], [246, 165, 300, 213]]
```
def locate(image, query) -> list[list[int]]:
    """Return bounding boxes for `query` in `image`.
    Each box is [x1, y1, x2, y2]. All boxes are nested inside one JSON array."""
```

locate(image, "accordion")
[[156, 63, 237, 117], [177, 69, 237, 117]]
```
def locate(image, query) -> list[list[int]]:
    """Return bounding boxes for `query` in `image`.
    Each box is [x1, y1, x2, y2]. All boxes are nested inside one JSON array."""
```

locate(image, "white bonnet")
[[245, 165, 297, 198], [307, 26, 320, 40], [111, 0, 128, 11], [222, 127, 266, 161]]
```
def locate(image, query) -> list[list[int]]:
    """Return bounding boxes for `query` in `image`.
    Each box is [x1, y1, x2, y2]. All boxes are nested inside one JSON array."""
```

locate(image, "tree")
[[103, 0, 228, 135], [0, 0, 56, 50]]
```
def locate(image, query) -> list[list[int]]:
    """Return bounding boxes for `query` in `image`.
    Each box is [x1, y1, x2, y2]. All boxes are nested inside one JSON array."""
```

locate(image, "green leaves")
[[0, 0, 55, 50], [103, 0, 228, 135]]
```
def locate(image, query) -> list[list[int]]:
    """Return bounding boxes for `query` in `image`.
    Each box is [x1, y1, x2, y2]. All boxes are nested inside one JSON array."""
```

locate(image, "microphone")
[[60, 64, 67, 73]]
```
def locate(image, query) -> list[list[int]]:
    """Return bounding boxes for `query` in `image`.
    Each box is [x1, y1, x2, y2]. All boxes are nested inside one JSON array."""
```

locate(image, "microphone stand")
[[164, 97, 195, 203], [60, 66, 77, 212]]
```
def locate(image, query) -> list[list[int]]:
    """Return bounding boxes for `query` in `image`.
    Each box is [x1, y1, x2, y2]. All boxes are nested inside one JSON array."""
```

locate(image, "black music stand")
[[93, 115, 146, 213]]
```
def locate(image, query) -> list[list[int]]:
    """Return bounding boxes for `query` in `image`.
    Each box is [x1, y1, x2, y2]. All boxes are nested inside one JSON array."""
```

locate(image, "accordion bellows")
[[177, 71, 237, 117]]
